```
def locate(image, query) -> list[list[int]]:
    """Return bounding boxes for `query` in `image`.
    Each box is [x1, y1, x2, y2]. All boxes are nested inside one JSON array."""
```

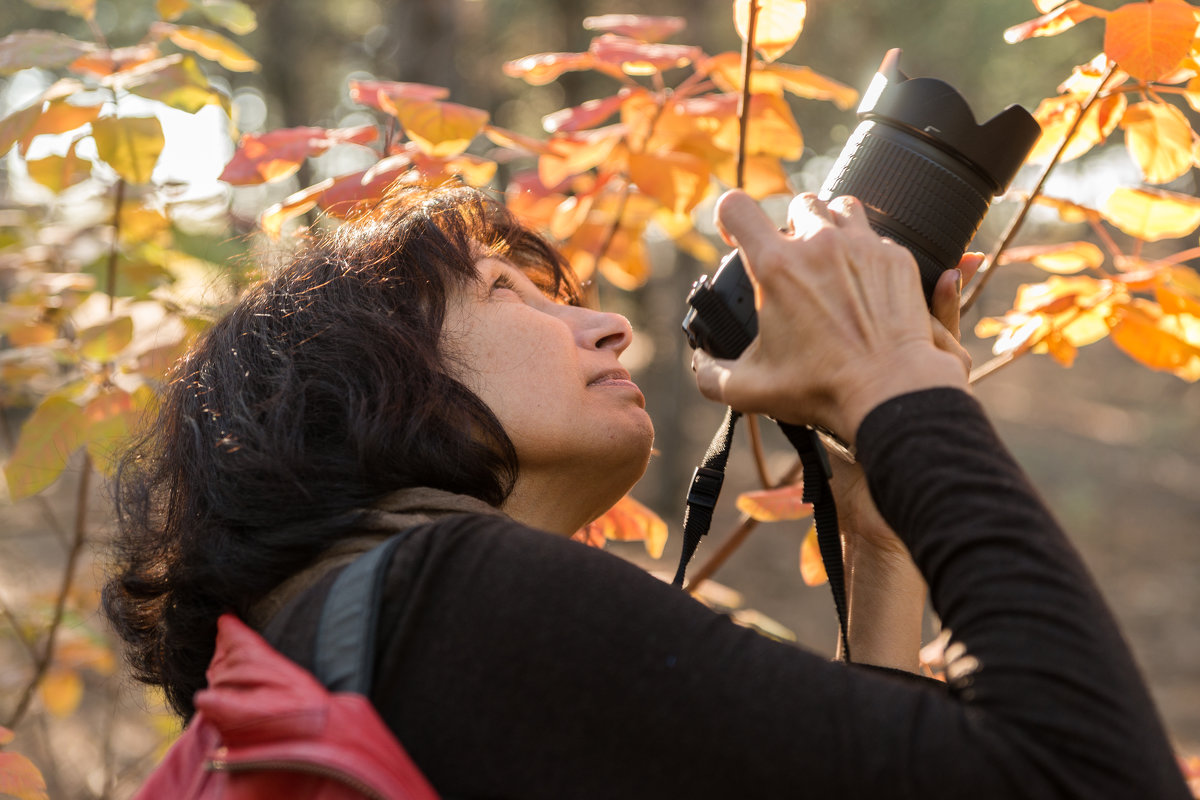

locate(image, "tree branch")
[[735, 0, 761, 189]]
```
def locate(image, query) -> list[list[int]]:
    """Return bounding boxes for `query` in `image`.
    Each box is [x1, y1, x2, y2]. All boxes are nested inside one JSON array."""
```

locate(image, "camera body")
[[682, 49, 1041, 361]]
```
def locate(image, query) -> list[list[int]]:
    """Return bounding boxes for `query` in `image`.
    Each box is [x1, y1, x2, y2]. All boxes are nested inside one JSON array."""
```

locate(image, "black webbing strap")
[[778, 423, 850, 663], [314, 531, 416, 695], [672, 406, 742, 587]]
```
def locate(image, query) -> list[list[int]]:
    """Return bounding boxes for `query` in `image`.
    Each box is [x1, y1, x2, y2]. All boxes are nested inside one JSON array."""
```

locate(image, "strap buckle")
[[686, 466, 725, 511]]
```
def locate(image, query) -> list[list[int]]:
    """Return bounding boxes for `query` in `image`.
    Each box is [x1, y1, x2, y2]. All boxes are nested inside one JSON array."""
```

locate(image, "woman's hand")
[[692, 191, 970, 445]]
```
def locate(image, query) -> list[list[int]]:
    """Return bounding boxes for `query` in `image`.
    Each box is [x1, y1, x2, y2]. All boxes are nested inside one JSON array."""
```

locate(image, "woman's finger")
[[714, 191, 788, 273], [931, 268, 964, 341], [931, 316, 972, 376]]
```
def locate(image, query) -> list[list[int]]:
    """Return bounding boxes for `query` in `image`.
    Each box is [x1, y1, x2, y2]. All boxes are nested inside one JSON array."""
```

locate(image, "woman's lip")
[[588, 376, 645, 403]]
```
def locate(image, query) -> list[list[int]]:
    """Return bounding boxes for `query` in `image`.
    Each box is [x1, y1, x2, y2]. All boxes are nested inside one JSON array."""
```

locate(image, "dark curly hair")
[[103, 183, 581, 718]]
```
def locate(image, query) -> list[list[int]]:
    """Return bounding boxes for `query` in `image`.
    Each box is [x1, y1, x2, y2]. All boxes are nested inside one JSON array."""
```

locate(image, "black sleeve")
[[268, 389, 1188, 799]]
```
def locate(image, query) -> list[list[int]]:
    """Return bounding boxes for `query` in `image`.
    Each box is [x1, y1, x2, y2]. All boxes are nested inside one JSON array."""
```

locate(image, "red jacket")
[[133, 614, 438, 800]]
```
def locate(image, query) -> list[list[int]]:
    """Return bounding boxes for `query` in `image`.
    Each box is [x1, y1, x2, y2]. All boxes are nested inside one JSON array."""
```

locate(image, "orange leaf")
[[1159, 266, 1200, 316], [1057, 53, 1127, 97], [1026, 92, 1126, 163], [735, 482, 812, 521], [1120, 100, 1194, 184], [1033, 194, 1098, 223], [0, 747, 49, 800], [38, 667, 83, 718], [600, 235, 651, 290], [20, 100, 102, 151], [156, 23, 258, 72], [628, 150, 711, 215], [715, 93, 802, 160], [1104, 0, 1198, 82], [260, 181, 327, 238], [1014, 275, 1113, 314], [68, 42, 159, 77], [1108, 299, 1200, 379], [348, 79, 448, 114], [762, 63, 858, 110], [735, 0, 807, 63], [379, 97, 488, 159], [543, 92, 628, 134], [503, 51, 595, 86], [799, 523, 827, 586], [1035, 0, 1069, 11], [580, 494, 668, 558], [702, 52, 783, 96], [715, 153, 793, 198], [582, 14, 686, 42], [505, 171, 569, 230], [588, 34, 701, 76], [1043, 330, 1079, 366], [0, 102, 44, 157], [1003, 1, 1108, 43], [483, 124, 551, 156], [1102, 186, 1200, 240], [538, 126, 623, 188], [220, 125, 378, 185], [998, 241, 1105, 274]]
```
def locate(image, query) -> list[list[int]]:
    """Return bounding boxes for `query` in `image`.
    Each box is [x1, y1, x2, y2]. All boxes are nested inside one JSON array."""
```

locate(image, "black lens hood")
[[858, 49, 1041, 194]]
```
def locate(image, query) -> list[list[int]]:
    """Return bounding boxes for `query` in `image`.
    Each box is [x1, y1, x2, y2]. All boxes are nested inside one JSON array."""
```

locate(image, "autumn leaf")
[[735, 482, 811, 521], [629, 150, 711, 215], [0, 31, 95, 74], [735, 0, 807, 63], [1121, 101, 1194, 185], [25, 0, 95, 18], [39, 667, 84, 718], [157, 0, 189, 20], [582, 14, 686, 42], [1033, 194, 1098, 223], [999, 241, 1105, 274], [0, 102, 45, 156], [378, 96, 489, 159], [260, 181, 326, 238], [1158, 266, 1200, 317], [84, 385, 155, 476], [91, 115, 165, 184], [69, 42, 160, 77], [715, 153, 792, 198], [579, 494, 668, 558], [220, 125, 378, 185], [1027, 93, 1126, 163], [1058, 53, 1127, 97], [715, 93, 803, 160], [799, 523, 827, 586], [0, 728, 48, 800], [107, 55, 224, 115], [538, 126, 624, 188], [1003, 1, 1108, 43], [3, 394, 89, 500], [505, 172, 568, 230], [1104, 1, 1198, 82], [483, 125, 552, 156], [153, 22, 258, 72], [543, 93, 628, 134], [1102, 186, 1200, 240], [1108, 298, 1200, 380], [25, 140, 92, 193], [763, 63, 858, 110], [503, 51, 595, 85], [348, 79, 449, 114], [589, 34, 701, 76]]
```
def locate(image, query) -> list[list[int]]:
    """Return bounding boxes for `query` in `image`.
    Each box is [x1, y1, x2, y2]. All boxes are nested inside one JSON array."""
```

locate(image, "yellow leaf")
[[380, 96, 489, 159], [3, 394, 88, 500], [1003, 1, 1108, 43], [735, 482, 811, 521], [730, 607, 797, 641], [1026, 93, 1126, 164], [198, 0, 257, 35], [24, 0, 94, 20], [538, 128, 622, 188], [162, 24, 258, 72], [799, 523, 827, 586], [91, 115, 164, 184], [84, 385, 154, 477], [599, 235, 651, 291], [260, 180, 327, 238], [999, 241, 1105, 274], [628, 150, 711, 215], [1102, 186, 1200, 240], [735, 0, 807, 63], [1104, 0, 1198, 82], [762, 63, 857, 110], [78, 315, 133, 361], [157, 0, 188, 20], [1032, 194, 1098, 223], [713, 93, 802, 159], [38, 668, 83, 718], [25, 140, 91, 193], [1120, 101, 1194, 184]]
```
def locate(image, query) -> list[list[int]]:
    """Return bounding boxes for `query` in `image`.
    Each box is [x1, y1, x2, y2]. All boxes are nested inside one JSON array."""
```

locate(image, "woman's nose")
[[576, 308, 633, 354]]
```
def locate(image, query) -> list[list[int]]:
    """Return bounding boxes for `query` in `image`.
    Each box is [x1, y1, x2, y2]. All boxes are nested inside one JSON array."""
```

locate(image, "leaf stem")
[[961, 62, 1120, 314], [735, 0, 761, 189], [4, 455, 92, 730], [687, 459, 804, 593], [745, 414, 772, 488], [107, 178, 126, 314]]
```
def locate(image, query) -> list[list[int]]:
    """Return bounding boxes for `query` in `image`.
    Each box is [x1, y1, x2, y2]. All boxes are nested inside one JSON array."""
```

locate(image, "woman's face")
[[443, 256, 655, 532]]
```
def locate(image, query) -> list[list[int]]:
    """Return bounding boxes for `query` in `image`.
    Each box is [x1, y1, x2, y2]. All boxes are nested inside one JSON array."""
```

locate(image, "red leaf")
[[543, 92, 628, 134], [588, 34, 701, 76], [577, 494, 668, 558], [377, 97, 489, 159], [348, 79, 449, 114], [220, 125, 378, 185], [582, 14, 686, 42]]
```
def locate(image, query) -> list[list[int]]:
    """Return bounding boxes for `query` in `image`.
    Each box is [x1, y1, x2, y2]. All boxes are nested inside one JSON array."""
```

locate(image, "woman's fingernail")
[[952, 268, 963, 294]]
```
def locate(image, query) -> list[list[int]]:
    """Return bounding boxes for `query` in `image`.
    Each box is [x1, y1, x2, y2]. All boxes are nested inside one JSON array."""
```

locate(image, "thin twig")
[[107, 179, 126, 315], [961, 62, 1120, 313], [735, 0, 761, 189], [4, 455, 92, 729], [745, 414, 772, 489], [0, 593, 39, 661], [687, 459, 805, 592]]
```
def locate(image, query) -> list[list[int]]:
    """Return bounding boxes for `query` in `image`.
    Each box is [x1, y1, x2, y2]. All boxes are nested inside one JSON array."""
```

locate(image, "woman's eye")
[[491, 274, 519, 294]]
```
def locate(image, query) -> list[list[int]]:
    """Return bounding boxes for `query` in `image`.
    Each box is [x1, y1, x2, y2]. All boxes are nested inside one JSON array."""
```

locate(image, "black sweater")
[[264, 389, 1189, 798]]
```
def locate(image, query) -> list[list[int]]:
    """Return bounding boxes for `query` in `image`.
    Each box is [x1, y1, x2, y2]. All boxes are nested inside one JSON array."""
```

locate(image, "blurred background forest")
[[2, 0, 1199, 797]]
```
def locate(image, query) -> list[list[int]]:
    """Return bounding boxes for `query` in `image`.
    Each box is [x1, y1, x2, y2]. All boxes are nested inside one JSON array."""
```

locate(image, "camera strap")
[[673, 411, 851, 663]]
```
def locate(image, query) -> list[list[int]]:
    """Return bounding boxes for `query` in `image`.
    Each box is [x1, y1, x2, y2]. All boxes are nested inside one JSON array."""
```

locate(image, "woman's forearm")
[[840, 533, 926, 672]]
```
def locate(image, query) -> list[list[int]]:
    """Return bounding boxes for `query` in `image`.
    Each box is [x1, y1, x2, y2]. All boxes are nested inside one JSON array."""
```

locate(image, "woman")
[[105, 183, 1189, 798]]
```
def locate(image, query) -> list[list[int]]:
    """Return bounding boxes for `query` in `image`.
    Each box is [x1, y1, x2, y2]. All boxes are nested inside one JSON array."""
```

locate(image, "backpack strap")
[[314, 530, 417, 695]]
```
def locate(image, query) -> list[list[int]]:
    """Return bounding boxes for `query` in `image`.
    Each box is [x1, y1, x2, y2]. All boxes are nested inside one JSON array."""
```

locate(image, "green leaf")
[[0, 31, 94, 74], [91, 116, 165, 184], [3, 394, 89, 500], [78, 316, 133, 361], [198, 0, 257, 34], [23, 0, 95, 20]]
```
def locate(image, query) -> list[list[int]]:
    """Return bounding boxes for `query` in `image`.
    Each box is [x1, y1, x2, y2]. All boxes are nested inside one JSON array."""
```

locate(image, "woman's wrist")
[[843, 537, 927, 672]]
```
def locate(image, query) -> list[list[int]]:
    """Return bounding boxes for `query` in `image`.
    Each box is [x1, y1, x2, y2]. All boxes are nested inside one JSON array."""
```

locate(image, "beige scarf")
[[249, 487, 506, 627]]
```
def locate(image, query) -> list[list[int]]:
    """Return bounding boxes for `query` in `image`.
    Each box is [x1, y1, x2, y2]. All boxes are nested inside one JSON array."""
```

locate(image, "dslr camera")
[[683, 49, 1042, 361]]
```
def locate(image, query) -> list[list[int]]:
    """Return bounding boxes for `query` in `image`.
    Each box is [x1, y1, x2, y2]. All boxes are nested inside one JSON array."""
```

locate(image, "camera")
[[682, 49, 1042, 360]]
